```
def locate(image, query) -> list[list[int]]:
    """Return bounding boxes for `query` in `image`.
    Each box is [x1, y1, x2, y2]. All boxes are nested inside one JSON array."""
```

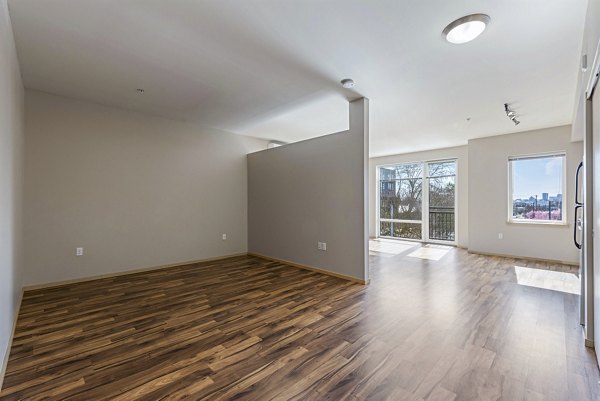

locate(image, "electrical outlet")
[[498, 233, 503, 240], [222, 233, 227, 240], [318, 241, 323, 250], [322, 242, 327, 251], [76, 247, 83, 256]]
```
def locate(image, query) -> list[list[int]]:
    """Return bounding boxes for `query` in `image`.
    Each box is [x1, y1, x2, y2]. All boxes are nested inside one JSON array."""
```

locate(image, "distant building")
[[542, 193, 549, 201], [380, 168, 396, 196], [380, 168, 395, 180]]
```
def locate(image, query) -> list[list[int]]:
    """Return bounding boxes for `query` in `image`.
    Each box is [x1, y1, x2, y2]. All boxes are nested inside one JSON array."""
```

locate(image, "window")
[[508, 153, 566, 224], [379, 163, 423, 240], [428, 161, 456, 241], [377, 160, 456, 242]]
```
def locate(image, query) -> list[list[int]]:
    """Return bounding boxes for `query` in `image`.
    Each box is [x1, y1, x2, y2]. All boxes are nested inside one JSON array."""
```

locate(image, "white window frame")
[[376, 159, 458, 245], [426, 160, 458, 245], [377, 162, 424, 242], [507, 152, 567, 225]]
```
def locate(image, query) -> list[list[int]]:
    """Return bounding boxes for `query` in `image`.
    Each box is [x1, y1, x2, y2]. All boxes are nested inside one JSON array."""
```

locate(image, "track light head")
[[504, 103, 520, 125]]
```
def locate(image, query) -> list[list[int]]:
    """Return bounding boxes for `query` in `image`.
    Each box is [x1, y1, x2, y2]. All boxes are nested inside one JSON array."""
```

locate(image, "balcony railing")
[[429, 208, 455, 241]]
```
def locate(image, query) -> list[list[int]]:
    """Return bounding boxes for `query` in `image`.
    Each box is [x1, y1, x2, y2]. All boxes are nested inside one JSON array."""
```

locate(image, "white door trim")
[[587, 39, 600, 99]]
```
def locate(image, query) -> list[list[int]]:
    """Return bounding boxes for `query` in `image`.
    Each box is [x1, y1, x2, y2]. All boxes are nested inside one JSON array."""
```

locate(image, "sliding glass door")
[[427, 161, 456, 242], [378, 160, 456, 243]]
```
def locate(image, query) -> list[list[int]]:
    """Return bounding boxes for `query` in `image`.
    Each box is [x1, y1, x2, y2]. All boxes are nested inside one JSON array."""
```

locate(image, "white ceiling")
[[8, 0, 587, 157]]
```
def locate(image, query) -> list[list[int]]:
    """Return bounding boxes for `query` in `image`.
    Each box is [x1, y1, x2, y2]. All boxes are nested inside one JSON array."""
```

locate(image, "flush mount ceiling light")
[[443, 14, 490, 44], [341, 78, 355, 88]]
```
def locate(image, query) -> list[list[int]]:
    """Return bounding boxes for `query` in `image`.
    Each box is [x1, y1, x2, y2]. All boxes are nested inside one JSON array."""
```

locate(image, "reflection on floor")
[[368, 238, 417, 256], [408, 244, 453, 261], [369, 238, 453, 261], [515, 265, 580, 295]]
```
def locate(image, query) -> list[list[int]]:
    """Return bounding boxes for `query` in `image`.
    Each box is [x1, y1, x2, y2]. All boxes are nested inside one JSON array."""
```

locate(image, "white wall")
[[572, 0, 600, 141], [248, 99, 369, 282], [24, 90, 267, 286], [469, 125, 582, 264], [369, 146, 468, 248], [369, 126, 580, 264], [0, 0, 24, 383]]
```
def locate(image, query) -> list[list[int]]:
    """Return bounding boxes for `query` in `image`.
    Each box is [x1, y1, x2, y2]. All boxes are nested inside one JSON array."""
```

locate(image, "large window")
[[378, 160, 456, 242], [508, 153, 566, 224]]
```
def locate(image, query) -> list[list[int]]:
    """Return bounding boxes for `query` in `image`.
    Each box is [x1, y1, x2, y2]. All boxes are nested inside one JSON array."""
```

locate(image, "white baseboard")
[[0, 289, 23, 391], [248, 252, 368, 285], [23, 253, 248, 291], [467, 249, 578, 266]]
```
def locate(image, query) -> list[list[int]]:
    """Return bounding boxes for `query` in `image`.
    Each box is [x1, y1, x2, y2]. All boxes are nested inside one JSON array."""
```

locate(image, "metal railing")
[[429, 208, 455, 241], [512, 200, 562, 221]]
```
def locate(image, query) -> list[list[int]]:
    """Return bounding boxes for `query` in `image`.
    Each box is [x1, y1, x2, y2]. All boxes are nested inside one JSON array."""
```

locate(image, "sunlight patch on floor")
[[407, 244, 452, 261], [514, 265, 580, 295], [369, 239, 416, 256]]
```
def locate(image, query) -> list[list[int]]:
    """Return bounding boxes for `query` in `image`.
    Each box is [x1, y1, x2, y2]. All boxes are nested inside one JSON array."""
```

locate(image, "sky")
[[512, 157, 563, 200]]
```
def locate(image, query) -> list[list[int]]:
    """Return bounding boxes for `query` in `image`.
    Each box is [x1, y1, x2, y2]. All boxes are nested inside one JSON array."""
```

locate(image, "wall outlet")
[[498, 233, 503, 240], [76, 247, 84, 256], [222, 233, 227, 240], [322, 242, 327, 251], [318, 241, 323, 250]]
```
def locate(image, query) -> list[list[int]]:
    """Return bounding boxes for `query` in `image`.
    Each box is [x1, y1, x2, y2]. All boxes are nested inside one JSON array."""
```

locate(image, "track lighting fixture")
[[504, 103, 520, 126]]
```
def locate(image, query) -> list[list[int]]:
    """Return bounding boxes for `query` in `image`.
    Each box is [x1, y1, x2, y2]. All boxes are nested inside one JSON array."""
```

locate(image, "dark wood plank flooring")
[[1, 243, 599, 400]]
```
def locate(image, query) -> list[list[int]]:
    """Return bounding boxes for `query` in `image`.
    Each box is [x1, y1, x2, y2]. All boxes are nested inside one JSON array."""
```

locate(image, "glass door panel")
[[428, 161, 456, 242], [391, 222, 422, 240], [397, 178, 422, 220], [378, 163, 423, 240]]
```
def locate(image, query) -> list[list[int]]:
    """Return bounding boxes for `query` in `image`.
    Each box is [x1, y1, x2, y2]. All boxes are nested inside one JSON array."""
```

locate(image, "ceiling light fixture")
[[443, 14, 490, 44], [341, 78, 355, 89], [504, 103, 520, 125]]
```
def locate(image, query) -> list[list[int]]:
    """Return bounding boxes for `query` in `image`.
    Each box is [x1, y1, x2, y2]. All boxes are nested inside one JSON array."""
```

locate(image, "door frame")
[[586, 37, 600, 359]]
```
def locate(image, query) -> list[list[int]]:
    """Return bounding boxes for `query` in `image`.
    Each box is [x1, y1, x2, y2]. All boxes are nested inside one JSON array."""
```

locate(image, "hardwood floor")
[[1, 242, 599, 400]]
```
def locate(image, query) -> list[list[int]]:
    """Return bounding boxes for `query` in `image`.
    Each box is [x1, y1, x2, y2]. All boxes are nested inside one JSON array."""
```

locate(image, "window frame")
[[377, 162, 425, 241], [376, 158, 458, 244], [507, 152, 567, 226]]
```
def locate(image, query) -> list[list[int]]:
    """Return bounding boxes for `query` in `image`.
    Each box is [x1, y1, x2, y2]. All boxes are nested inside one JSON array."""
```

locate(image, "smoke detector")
[[341, 79, 355, 89]]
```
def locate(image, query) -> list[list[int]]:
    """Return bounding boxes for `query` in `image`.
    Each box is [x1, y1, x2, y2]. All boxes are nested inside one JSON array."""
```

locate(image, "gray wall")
[[24, 90, 267, 286], [248, 99, 369, 281], [369, 146, 469, 248], [0, 0, 24, 381], [468, 125, 582, 264]]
